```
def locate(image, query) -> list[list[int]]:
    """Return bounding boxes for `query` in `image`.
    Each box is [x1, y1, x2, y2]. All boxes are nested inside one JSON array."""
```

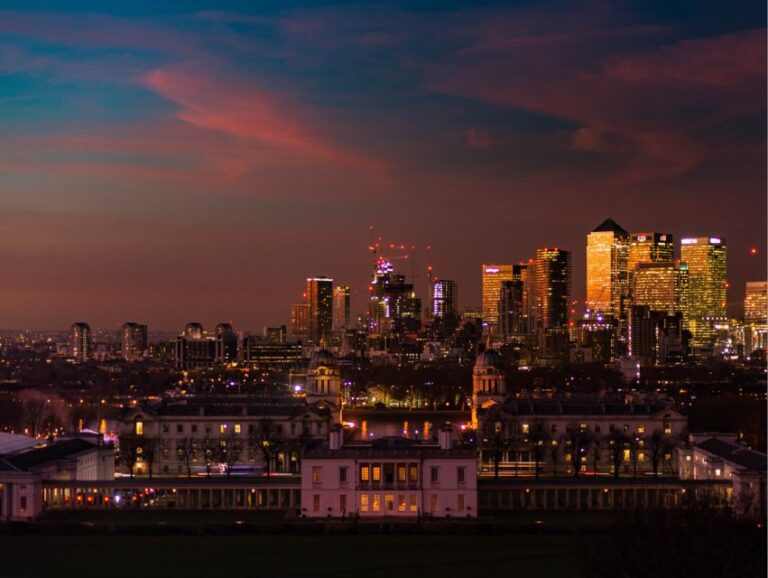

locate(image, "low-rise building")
[[301, 427, 477, 518]]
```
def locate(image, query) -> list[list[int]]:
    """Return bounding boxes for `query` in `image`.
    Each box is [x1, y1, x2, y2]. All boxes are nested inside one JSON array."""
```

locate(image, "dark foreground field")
[[0, 534, 580, 578]]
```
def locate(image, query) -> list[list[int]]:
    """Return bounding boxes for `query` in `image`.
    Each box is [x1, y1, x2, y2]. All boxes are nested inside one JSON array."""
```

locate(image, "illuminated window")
[[715, 468, 722, 476], [234, 424, 241, 434], [409, 464, 418, 482], [409, 495, 418, 512], [579, 423, 587, 432], [663, 422, 672, 435], [135, 420, 143, 436], [397, 465, 407, 482], [637, 425, 645, 434], [398, 495, 406, 512], [457, 494, 465, 511], [312, 466, 322, 483], [521, 423, 530, 434], [685, 455, 691, 462], [220, 424, 227, 434], [372, 495, 381, 512], [430, 494, 439, 513], [638, 452, 645, 462], [360, 495, 369, 512], [313, 495, 320, 512], [623, 449, 630, 461], [372, 465, 381, 482], [340, 494, 347, 512], [360, 465, 370, 482]]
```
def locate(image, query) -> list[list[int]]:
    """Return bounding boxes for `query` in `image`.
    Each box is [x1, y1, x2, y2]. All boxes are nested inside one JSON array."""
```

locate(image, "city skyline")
[[0, 1, 765, 330]]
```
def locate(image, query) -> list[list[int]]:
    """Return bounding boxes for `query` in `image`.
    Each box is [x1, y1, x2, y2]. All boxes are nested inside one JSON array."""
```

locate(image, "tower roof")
[[592, 218, 628, 235]]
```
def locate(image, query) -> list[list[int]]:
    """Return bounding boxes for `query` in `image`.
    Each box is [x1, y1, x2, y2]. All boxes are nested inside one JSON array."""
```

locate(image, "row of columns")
[[481, 487, 681, 510]]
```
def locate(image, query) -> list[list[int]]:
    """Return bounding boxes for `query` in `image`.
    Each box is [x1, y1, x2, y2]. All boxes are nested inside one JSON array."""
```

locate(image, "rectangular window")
[[457, 466, 466, 483], [162, 424, 169, 433], [372, 494, 381, 513], [339, 467, 347, 483], [372, 465, 381, 482], [234, 424, 241, 434], [397, 465, 407, 482], [430, 467, 439, 483], [20, 496, 27, 511], [360, 495, 369, 512], [220, 424, 227, 434], [409, 464, 418, 482], [551, 424, 558, 434], [637, 425, 645, 434], [398, 495, 406, 512], [135, 421, 143, 436], [594, 425, 601, 434], [457, 494, 465, 512], [430, 494, 438, 513], [521, 423, 530, 434], [663, 422, 672, 435], [177, 424, 183, 434], [191, 424, 198, 433], [312, 466, 322, 483], [409, 495, 418, 513], [313, 494, 320, 512], [385, 494, 394, 512], [360, 465, 370, 482], [340, 494, 347, 512], [579, 423, 587, 432], [623, 424, 630, 433]]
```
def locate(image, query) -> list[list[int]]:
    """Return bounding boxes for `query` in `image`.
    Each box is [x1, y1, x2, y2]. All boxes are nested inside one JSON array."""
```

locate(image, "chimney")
[[438, 424, 452, 450], [329, 425, 344, 450]]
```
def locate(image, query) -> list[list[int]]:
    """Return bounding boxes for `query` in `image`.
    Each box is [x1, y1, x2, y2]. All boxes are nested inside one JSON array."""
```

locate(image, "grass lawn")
[[0, 534, 583, 578]]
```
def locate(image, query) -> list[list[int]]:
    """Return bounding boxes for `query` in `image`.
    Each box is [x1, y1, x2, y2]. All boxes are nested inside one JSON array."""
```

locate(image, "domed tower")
[[306, 349, 342, 422], [471, 348, 507, 427]]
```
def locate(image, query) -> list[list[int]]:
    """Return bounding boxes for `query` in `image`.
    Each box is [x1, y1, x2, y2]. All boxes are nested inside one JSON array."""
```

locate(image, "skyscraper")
[[69, 322, 91, 363], [121, 322, 148, 361], [627, 232, 674, 272], [514, 261, 537, 334], [632, 261, 688, 315], [290, 303, 309, 342], [498, 279, 524, 338], [535, 248, 571, 329], [481, 264, 514, 334], [744, 281, 767, 354], [680, 237, 727, 349], [586, 219, 629, 316], [432, 279, 457, 319], [333, 285, 351, 332], [306, 277, 333, 345]]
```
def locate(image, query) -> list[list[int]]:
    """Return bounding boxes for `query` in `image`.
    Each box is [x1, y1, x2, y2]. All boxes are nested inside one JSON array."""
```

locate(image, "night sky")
[[0, 1, 765, 331]]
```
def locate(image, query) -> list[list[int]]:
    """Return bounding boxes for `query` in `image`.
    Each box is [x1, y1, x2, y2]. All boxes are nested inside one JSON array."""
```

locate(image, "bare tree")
[[176, 437, 195, 479], [648, 430, 673, 478], [119, 433, 141, 478], [591, 434, 603, 477], [549, 437, 562, 478], [608, 429, 629, 479], [528, 420, 549, 480], [141, 437, 159, 479], [219, 432, 243, 478], [249, 419, 284, 477], [480, 416, 509, 481], [565, 424, 593, 478]]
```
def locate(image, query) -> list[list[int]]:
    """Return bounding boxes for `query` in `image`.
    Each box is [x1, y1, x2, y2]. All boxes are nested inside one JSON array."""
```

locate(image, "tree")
[[591, 435, 603, 477], [549, 437, 562, 478], [141, 437, 159, 479], [119, 433, 141, 479], [480, 416, 509, 481], [201, 436, 216, 477], [528, 420, 549, 480], [648, 430, 672, 478], [176, 437, 195, 479], [565, 424, 593, 478], [219, 432, 243, 478], [250, 419, 284, 478], [607, 429, 629, 479]]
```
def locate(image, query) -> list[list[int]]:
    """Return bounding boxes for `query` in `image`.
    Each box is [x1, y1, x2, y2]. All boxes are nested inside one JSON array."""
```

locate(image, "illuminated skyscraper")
[[69, 322, 91, 363], [481, 264, 513, 333], [535, 248, 571, 329], [290, 303, 309, 341], [333, 285, 351, 331], [432, 279, 457, 319], [121, 322, 148, 361], [513, 261, 536, 334], [499, 279, 524, 338], [306, 277, 333, 345], [586, 219, 629, 316], [632, 261, 688, 315], [744, 281, 767, 325], [744, 281, 767, 354], [627, 233, 674, 272], [680, 237, 727, 349]]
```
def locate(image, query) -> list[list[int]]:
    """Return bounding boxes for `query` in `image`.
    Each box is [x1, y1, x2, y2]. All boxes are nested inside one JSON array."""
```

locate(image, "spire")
[[592, 218, 628, 235]]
